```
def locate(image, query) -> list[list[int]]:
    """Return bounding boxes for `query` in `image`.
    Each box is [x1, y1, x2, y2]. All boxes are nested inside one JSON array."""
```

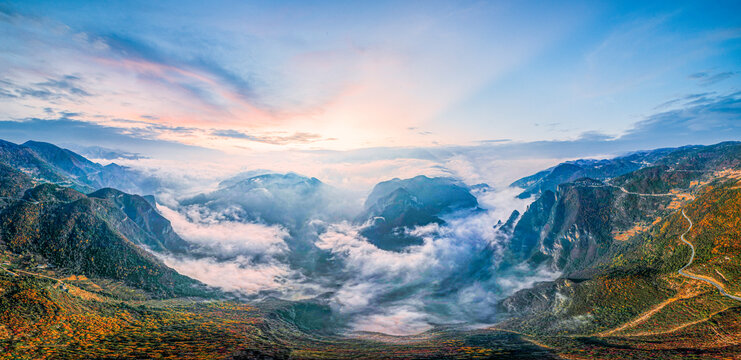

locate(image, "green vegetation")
[[498, 155, 741, 358], [0, 182, 208, 298]]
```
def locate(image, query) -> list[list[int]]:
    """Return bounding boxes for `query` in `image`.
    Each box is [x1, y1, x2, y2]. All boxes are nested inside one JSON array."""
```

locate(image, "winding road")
[[676, 210, 741, 302], [583, 183, 675, 197], [588, 182, 740, 301]]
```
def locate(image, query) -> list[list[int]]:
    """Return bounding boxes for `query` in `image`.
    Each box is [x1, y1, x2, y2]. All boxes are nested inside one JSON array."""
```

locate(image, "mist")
[[138, 157, 563, 335]]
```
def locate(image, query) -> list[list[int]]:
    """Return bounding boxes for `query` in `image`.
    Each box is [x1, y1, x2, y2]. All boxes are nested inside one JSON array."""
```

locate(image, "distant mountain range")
[[0, 139, 158, 194], [510, 147, 675, 199]]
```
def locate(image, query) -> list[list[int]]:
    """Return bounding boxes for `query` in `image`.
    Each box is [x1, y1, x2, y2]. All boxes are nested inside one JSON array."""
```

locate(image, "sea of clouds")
[[117, 148, 569, 335]]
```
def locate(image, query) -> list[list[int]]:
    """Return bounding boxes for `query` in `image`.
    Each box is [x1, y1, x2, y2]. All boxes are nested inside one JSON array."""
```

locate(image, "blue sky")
[[0, 0, 739, 161]]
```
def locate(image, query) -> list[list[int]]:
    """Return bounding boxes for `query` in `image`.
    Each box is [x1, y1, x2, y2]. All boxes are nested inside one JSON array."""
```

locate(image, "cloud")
[[154, 205, 321, 297], [350, 306, 433, 336], [211, 129, 255, 139], [0, 1, 588, 149], [0, 75, 91, 101], [0, 117, 220, 161], [429, 91, 741, 173], [160, 255, 292, 294], [159, 205, 290, 257], [495, 264, 561, 295], [4, 90, 735, 200], [621, 91, 741, 142], [211, 129, 332, 145], [477, 139, 511, 144], [63, 144, 146, 160], [689, 71, 709, 79], [97, 32, 261, 109], [689, 70, 736, 86], [654, 92, 717, 109], [309, 186, 555, 334]]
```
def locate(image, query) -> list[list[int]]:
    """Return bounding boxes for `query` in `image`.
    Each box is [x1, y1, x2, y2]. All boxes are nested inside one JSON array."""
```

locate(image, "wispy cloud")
[[211, 129, 333, 145], [0, 75, 91, 101], [0, 118, 219, 160], [690, 70, 737, 86]]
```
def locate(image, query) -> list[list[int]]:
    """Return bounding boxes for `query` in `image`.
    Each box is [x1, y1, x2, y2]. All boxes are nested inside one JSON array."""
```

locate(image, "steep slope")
[[498, 176, 741, 340], [512, 163, 584, 200], [0, 182, 204, 298], [359, 187, 444, 250], [0, 163, 34, 199], [506, 178, 672, 273], [22, 141, 102, 183], [507, 141, 741, 274], [494, 144, 741, 357], [88, 188, 191, 254]]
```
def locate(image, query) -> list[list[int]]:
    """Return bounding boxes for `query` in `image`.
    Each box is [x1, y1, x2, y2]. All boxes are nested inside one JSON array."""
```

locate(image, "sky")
[[0, 0, 740, 187]]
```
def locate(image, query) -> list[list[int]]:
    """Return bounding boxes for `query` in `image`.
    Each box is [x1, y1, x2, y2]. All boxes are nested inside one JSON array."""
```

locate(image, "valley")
[[1, 140, 741, 359]]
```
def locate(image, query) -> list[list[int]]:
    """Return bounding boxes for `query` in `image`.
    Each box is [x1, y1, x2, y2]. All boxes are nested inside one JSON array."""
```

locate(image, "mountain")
[[497, 175, 741, 355], [510, 147, 675, 199], [22, 140, 158, 194], [0, 166, 203, 298], [217, 169, 274, 188], [2, 140, 741, 358], [0, 163, 34, 199], [358, 176, 479, 250], [181, 172, 350, 228], [21, 141, 103, 183], [0, 139, 157, 195], [505, 177, 674, 273], [0, 139, 71, 186], [493, 141, 741, 357], [505, 141, 741, 274]]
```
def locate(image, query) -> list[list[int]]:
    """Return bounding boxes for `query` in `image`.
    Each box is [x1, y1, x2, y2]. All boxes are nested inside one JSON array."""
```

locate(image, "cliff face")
[[507, 179, 670, 274], [497, 142, 741, 340], [89, 188, 191, 254]]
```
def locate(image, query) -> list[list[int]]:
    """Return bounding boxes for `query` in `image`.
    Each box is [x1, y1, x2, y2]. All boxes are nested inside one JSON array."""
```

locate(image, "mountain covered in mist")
[[2, 139, 741, 358], [181, 172, 353, 228], [358, 175, 479, 250]]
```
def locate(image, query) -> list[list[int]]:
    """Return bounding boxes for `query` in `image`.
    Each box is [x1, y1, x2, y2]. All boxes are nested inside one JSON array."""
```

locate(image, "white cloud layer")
[[160, 205, 289, 256]]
